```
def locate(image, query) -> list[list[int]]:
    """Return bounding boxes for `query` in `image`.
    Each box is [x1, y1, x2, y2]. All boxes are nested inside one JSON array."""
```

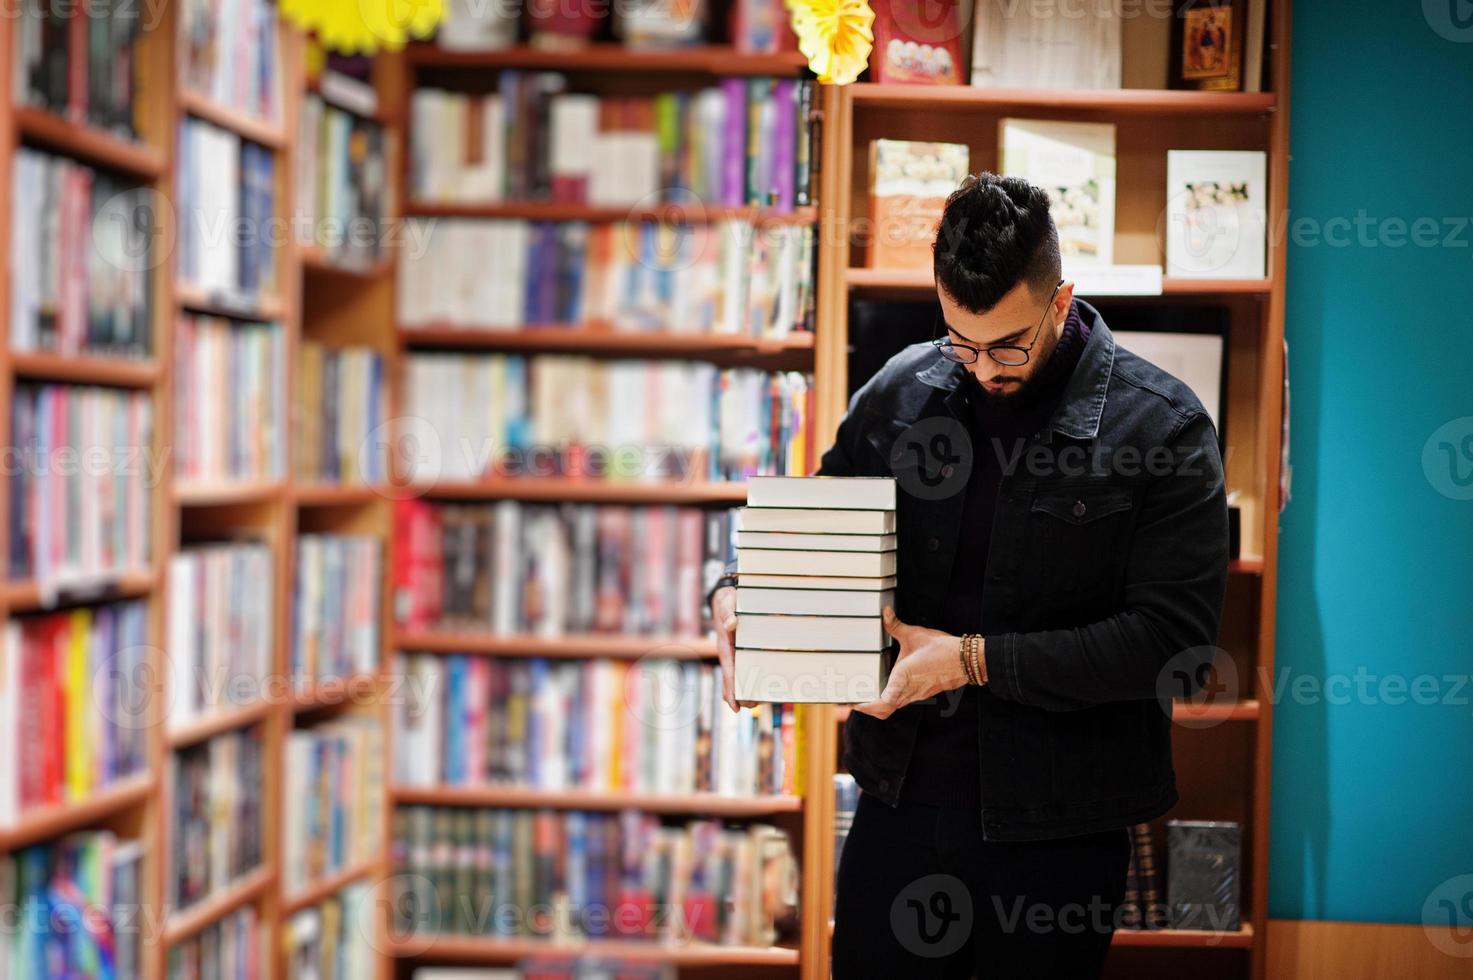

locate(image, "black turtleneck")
[[898, 301, 1093, 808]]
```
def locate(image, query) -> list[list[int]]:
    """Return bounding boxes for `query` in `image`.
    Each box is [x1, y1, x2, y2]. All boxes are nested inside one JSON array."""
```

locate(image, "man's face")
[[937, 279, 1074, 401]]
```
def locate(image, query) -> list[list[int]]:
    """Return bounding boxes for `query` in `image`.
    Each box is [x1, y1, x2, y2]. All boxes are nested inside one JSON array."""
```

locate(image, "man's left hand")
[[852, 607, 979, 719]]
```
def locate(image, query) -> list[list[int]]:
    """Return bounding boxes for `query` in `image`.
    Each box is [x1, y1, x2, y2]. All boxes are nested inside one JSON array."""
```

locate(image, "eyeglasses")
[[932, 280, 1064, 367]]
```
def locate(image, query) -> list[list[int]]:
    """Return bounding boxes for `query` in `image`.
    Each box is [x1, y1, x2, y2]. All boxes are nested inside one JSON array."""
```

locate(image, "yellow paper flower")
[[280, 0, 446, 55], [784, 0, 875, 85]]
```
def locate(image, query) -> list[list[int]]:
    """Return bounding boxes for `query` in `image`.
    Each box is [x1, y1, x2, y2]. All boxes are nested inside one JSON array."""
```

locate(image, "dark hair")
[[933, 172, 1061, 313]]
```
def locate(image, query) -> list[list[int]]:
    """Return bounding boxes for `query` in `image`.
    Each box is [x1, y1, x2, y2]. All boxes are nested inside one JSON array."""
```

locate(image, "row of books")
[[392, 807, 799, 946], [13, 0, 143, 137], [177, 0, 282, 121], [0, 832, 144, 978], [284, 883, 374, 980], [396, 218, 816, 337], [292, 534, 382, 690], [170, 726, 265, 908], [0, 602, 150, 825], [394, 655, 802, 797], [167, 907, 262, 980], [174, 314, 286, 484], [392, 502, 735, 637], [409, 75, 815, 211], [296, 94, 390, 271], [402, 355, 815, 483], [166, 541, 274, 727], [8, 383, 153, 584], [429, 0, 792, 52], [9, 149, 153, 357], [282, 719, 386, 896], [177, 117, 278, 302], [295, 342, 385, 485]]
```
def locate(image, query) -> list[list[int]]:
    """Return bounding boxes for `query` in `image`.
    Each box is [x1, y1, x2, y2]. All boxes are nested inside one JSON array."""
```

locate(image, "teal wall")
[[1271, 2, 1473, 922]]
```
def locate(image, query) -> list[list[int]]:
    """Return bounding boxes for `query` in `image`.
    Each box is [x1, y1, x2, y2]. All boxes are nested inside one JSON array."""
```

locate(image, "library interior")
[[0, 1, 1469, 978]]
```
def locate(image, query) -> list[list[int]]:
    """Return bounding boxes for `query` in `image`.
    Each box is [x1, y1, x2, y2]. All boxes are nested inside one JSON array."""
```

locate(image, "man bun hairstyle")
[[933, 172, 1062, 314]]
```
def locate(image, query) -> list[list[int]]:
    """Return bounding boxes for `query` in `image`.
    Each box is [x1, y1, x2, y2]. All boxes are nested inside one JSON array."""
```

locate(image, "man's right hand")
[[711, 585, 753, 712]]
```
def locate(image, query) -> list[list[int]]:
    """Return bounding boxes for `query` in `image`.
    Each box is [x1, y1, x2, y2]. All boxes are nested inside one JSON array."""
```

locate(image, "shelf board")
[[1113, 923, 1255, 948], [280, 858, 379, 915], [0, 571, 155, 612], [163, 866, 277, 947], [175, 283, 287, 322], [402, 200, 817, 225], [291, 674, 382, 713], [394, 784, 802, 816], [167, 700, 276, 749], [0, 773, 156, 852], [846, 267, 1273, 297], [851, 84, 1277, 116], [9, 351, 159, 388], [394, 630, 716, 660], [178, 90, 286, 147], [291, 483, 384, 506], [13, 105, 166, 179], [300, 246, 394, 279], [1230, 557, 1265, 574], [173, 479, 285, 507], [398, 325, 816, 358], [420, 478, 748, 505], [406, 42, 809, 77], [384, 933, 802, 965], [835, 699, 1263, 725]]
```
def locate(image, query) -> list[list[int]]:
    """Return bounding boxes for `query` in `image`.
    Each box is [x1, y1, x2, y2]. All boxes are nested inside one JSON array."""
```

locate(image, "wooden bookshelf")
[[8, 352, 161, 387], [0, 570, 156, 612], [280, 857, 378, 915], [1114, 924, 1257, 949], [386, 933, 803, 966], [420, 478, 751, 504], [402, 200, 819, 225], [178, 89, 288, 148], [161, 865, 278, 947], [166, 700, 278, 749], [394, 630, 718, 659], [393, 785, 804, 816], [405, 41, 808, 76], [850, 84, 1277, 115], [175, 282, 289, 321], [397, 325, 817, 359], [12, 105, 168, 179], [0, 773, 157, 852]]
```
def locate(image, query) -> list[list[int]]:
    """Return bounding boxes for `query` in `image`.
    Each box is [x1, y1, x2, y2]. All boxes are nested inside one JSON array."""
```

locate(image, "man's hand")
[[853, 608, 975, 720], [711, 585, 755, 712]]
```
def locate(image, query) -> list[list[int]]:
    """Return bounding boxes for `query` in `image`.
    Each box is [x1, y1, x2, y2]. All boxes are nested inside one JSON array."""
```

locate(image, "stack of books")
[[734, 476, 897, 703]]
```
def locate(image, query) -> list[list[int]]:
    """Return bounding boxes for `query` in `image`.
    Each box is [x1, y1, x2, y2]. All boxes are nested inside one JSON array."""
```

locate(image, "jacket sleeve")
[[983, 413, 1230, 711]]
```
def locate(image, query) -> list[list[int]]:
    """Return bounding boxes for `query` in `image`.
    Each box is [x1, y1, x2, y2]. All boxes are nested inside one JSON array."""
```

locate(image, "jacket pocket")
[[1025, 484, 1136, 600]]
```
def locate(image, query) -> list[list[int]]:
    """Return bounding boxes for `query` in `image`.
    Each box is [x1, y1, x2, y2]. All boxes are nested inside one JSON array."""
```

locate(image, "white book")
[[736, 531, 896, 552], [739, 507, 896, 534], [1071, 264, 1164, 297], [739, 614, 887, 652], [738, 588, 895, 617], [739, 573, 897, 591], [437, 0, 518, 50], [746, 476, 897, 510], [972, 0, 1121, 90], [999, 119, 1116, 268], [738, 548, 897, 578], [735, 650, 887, 704], [1165, 150, 1268, 280]]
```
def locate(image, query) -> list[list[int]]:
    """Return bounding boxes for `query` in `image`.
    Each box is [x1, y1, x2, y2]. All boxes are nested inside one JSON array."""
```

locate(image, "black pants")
[[832, 792, 1131, 979]]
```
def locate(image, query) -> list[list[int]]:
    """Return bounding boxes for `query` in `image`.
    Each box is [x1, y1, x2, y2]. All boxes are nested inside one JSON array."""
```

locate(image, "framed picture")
[[1170, 0, 1247, 91]]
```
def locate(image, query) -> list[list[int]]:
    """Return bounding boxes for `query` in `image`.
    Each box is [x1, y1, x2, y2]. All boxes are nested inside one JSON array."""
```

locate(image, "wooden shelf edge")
[[0, 773, 156, 852], [300, 247, 394, 279], [392, 630, 716, 659], [392, 784, 802, 816], [163, 866, 277, 947], [9, 351, 160, 387], [384, 933, 802, 965], [13, 105, 166, 179], [291, 674, 383, 713], [173, 479, 286, 507], [280, 858, 380, 915], [850, 84, 1277, 115], [178, 90, 286, 147], [418, 479, 748, 504], [175, 283, 287, 322], [1113, 922, 1255, 948], [401, 200, 818, 225], [0, 571, 155, 612], [397, 325, 816, 357], [405, 42, 808, 77], [291, 483, 385, 506], [167, 700, 276, 749]]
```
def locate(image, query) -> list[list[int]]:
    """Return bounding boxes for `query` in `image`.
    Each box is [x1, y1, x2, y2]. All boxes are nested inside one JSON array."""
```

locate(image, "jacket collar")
[[914, 298, 1115, 442]]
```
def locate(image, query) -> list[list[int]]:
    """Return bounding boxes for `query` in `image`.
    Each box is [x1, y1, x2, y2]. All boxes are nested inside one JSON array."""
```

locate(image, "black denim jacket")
[[813, 300, 1230, 841]]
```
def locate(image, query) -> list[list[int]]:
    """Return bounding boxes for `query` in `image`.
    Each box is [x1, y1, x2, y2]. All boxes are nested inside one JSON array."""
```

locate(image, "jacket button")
[[879, 779, 891, 792], [927, 537, 940, 552], [1072, 499, 1086, 518]]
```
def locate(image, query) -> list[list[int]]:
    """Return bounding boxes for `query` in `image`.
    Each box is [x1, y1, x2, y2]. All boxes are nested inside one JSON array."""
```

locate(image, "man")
[[709, 172, 1229, 977]]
